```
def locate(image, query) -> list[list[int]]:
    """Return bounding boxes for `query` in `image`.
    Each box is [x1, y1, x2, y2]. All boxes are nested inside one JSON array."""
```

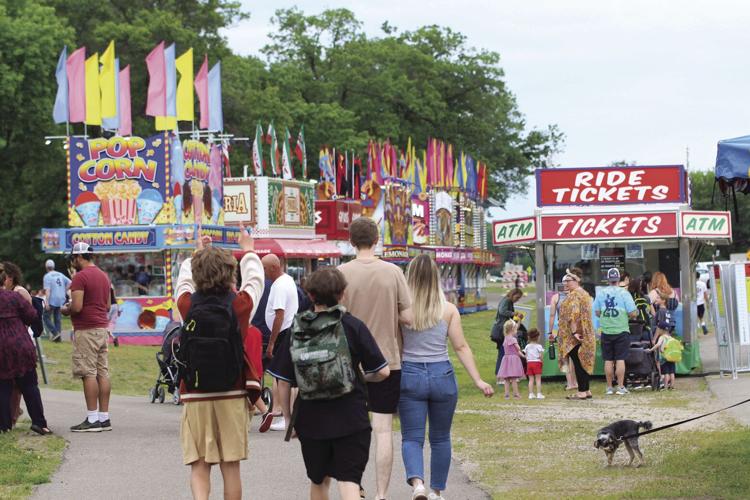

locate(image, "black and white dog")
[[594, 420, 652, 467]]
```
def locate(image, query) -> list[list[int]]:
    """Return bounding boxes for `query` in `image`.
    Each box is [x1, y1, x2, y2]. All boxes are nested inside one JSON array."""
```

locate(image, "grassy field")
[[450, 310, 750, 499], [38, 339, 160, 398], [0, 428, 64, 500], [16, 311, 750, 499]]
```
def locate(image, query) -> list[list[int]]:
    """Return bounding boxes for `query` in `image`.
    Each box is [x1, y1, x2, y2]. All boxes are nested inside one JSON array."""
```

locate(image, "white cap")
[[45, 259, 55, 269], [71, 242, 94, 255]]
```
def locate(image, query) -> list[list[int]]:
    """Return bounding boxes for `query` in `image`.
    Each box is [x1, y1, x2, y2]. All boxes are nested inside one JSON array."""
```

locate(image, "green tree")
[[263, 8, 563, 203], [0, 1, 75, 284]]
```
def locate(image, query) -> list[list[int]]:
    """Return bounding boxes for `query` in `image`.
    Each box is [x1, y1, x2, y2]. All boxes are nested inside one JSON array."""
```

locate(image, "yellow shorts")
[[180, 398, 249, 465], [72, 328, 109, 378]]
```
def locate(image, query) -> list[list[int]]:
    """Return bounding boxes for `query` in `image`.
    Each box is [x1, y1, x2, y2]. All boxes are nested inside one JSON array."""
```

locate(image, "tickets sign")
[[492, 217, 537, 246], [536, 165, 686, 206], [680, 211, 732, 239], [540, 212, 679, 241]]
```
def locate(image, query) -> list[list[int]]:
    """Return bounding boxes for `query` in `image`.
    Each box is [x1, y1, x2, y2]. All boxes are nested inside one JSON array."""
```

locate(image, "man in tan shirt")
[[338, 217, 412, 500]]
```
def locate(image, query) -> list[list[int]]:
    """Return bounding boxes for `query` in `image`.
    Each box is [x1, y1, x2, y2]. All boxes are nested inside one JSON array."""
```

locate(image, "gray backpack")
[[290, 305, 356, 401]]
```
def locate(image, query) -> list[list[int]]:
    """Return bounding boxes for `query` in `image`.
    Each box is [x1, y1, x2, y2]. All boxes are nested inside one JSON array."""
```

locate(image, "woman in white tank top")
[[399, 255, 494, 500]]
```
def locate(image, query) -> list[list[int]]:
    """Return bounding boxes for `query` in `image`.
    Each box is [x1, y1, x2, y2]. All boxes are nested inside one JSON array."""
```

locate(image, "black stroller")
[[149, 321, 182, 405], [625, 321, 660, 391]]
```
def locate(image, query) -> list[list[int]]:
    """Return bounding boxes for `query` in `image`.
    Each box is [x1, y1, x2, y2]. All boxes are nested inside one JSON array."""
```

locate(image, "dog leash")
[[621, 397, 750, 440]]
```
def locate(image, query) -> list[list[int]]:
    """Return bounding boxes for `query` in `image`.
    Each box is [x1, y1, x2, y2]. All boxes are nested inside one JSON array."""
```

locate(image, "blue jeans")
[[399, 360, 458, 491], [43, 306, 61, 336]]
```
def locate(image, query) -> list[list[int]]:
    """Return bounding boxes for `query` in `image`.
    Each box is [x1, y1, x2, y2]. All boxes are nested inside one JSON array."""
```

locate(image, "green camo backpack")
[[290, 305, 356, 401], [663, 336, 684, 363]]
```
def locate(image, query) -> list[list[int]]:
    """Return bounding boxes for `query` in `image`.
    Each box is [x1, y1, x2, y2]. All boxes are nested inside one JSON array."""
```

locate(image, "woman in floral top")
[[551, 267, 594, 400]]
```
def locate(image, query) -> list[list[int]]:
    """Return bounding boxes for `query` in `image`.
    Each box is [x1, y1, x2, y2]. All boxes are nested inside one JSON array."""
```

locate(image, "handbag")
[[490, 322, 503, 343]]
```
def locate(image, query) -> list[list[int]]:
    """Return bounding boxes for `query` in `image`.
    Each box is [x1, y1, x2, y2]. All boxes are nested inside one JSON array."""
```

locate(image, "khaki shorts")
[[180, 398, 249, 465], [72, 328, 109, 378]]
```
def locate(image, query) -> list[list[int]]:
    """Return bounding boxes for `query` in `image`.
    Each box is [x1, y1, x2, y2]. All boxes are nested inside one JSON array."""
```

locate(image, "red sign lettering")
[[536, 165, 686, 206], [540, 212, 678, 240]]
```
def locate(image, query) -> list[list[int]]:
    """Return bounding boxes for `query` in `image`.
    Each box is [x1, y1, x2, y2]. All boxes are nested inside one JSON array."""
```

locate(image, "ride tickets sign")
[[536, 165, 686, 207], [68, 133, 170, 227], [540, 212, 679, 241]]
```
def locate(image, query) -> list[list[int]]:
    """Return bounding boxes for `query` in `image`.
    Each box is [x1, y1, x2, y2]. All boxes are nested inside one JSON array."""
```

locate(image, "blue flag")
[[208, 61, 223, 131], [165, 43, 177, 117], [53, 46, 68, 124]]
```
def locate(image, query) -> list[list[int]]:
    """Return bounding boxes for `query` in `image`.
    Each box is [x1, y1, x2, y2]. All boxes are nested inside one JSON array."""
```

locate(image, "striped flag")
[[252, 122, 263, 176], [281, 127, 293, 180], [295, 125, 306, 178]]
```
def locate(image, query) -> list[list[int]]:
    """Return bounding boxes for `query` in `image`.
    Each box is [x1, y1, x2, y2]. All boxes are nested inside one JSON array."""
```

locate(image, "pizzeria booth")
[[493, 165, 733, 376]]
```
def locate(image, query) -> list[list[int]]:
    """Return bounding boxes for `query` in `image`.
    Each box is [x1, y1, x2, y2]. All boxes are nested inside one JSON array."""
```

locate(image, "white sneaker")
[[412, 484, 428, 500], [269, 418, 287, 431], [605, 387, 615, 395], [428, 493, 445, 500], [536, 393, 545, 399], [616, 387, 629, 395], [528, 393, 536, 399]]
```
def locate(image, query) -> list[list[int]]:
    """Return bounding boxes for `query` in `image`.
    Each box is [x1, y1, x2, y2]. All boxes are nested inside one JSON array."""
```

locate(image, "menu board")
[[599, 247, 625, 279]]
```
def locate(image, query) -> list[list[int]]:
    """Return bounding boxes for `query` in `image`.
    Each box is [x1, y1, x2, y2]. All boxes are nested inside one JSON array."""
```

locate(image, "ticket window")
[[545, 241, 679, 298], [98, 253, 167, 297]]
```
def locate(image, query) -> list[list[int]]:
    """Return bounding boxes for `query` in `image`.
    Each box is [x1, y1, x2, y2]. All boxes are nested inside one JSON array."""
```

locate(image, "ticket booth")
[[493, 165, 733, 375]]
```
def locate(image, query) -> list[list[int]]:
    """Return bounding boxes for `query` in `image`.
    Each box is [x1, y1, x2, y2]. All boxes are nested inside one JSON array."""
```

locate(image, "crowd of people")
[[499, 265, 692, 403], [169, 217, 493, 500], [1, 220, 712, 499]]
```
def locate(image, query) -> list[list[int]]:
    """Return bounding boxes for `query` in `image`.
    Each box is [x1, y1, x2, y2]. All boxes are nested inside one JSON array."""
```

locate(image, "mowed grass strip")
[[0, 428, 65, 500], [38, 338, 159, 397]]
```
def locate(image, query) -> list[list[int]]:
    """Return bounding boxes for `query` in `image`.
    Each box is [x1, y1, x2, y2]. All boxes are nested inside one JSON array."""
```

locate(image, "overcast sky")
[[223, 1, 750, 219]]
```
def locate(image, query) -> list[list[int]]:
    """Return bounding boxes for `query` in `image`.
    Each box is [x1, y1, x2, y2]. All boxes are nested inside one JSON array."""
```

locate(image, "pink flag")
[[145, 41, 166, 117], [194, 55, 209, 129], [118, 65, 132, 136], [66, 47, 86, 123]]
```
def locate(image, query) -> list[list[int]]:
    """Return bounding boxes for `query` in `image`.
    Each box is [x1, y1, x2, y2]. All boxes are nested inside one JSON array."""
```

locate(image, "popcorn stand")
[[41, 134, 226, 344], [42, 134, 340, 344], [492, 165, 733, 375]]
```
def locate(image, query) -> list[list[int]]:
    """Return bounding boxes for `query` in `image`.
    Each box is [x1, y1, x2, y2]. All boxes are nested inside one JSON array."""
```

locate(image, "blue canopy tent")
[[714, 136, 750, 216]]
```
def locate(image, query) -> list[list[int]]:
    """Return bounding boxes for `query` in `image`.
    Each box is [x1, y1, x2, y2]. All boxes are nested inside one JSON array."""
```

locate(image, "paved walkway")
[[697, 331, 750, 426], [32, 389, 489, 500]]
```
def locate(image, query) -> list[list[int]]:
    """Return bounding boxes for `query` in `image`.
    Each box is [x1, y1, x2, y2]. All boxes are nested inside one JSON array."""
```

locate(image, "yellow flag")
[[155, 116, 178, 130], [175, 48, 194, 121], [85, 53, 101, 125], [99, 41, 116, 118]]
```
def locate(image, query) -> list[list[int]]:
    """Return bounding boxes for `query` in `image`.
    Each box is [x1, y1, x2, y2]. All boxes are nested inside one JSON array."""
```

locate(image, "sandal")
[[30, 424, 53, 435], [565, 394, 588, 401]]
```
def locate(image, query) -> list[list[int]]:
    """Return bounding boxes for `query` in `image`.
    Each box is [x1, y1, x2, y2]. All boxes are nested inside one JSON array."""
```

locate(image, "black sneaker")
[[70, 419, 102, 433], [52, 334, 62, 343], [100, 419, 112, 431]]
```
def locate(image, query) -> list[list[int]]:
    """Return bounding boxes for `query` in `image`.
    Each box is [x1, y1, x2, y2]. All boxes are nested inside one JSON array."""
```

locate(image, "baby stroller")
[[149, 321, 182, 405], [625, 321, 659, 391]]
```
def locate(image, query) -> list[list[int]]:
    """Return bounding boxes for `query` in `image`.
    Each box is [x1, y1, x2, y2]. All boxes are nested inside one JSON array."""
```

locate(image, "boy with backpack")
[[173, 224, 264, 500], [268, 267, 390, 500], [649, 327, 683, 390]]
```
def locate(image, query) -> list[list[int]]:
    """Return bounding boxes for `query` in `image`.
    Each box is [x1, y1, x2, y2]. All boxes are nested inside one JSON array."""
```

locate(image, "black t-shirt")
[[268, 312, 387, 440]]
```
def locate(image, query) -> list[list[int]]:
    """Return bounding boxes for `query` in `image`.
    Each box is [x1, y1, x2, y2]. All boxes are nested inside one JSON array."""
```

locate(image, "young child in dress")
[[498, 319, 526, 399], [523, 329, 545, 399]]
